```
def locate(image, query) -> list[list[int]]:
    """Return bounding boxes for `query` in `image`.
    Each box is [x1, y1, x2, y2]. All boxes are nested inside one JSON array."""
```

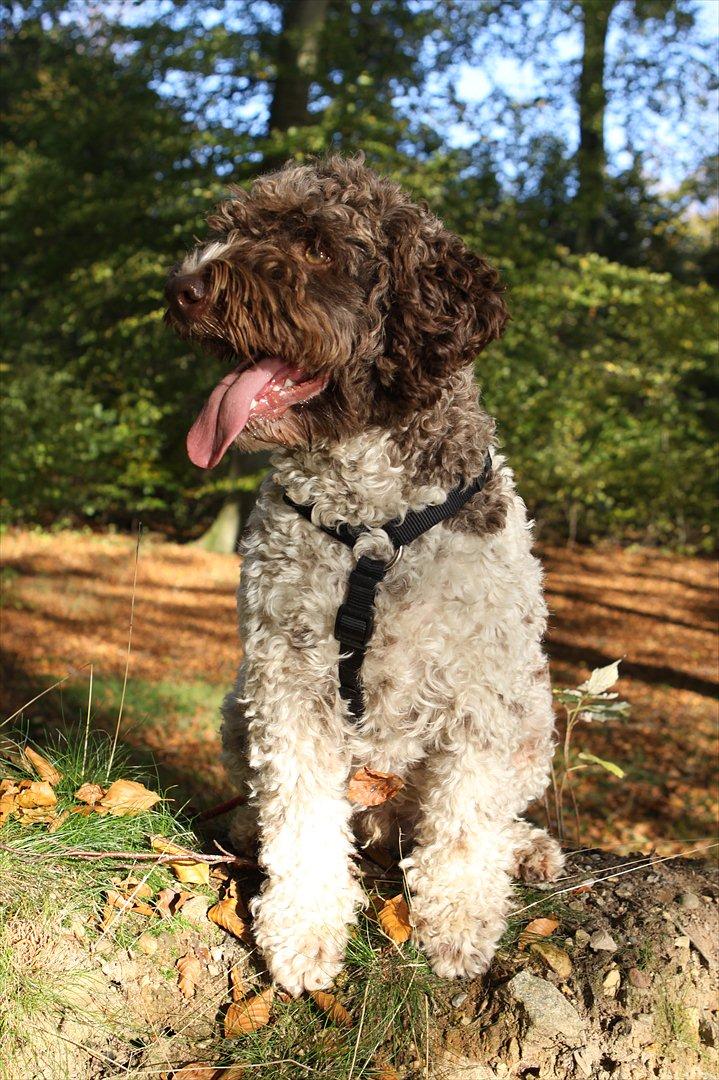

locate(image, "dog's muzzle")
[[165, 272, 208, 322]]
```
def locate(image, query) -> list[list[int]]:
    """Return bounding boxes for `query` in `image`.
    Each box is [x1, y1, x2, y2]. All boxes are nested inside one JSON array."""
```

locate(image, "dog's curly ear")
[[376, 205, 508, 411]]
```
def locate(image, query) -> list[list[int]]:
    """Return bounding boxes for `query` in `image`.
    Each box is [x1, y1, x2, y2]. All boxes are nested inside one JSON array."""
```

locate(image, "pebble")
[[590, 929, 618, 952], [210, 945, 224, 962], [674, 935, 691, 949], [628, 967, 651, 989], [530, 941, 573, 980], [451, 991, 468, 1008], [679, 891, 702, 910], [574, 929, 591, 947], [574, 1049, 592, 1077], [508, 970, 585, 1045], [137, 933, 157, 956], [603, 967, 621, 993], [460, 1015, 472, 1026]]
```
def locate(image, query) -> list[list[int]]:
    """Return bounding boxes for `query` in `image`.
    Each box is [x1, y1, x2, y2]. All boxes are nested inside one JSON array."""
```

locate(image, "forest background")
[[1, 0, 717, 551]]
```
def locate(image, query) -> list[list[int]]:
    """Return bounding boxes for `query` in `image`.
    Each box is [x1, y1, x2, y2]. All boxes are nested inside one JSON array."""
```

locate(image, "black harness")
[[282, 450, 493, 723]]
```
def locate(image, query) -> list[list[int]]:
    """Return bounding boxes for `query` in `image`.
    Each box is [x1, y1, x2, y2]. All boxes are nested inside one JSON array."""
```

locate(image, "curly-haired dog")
[[165, 155, 563, 996]]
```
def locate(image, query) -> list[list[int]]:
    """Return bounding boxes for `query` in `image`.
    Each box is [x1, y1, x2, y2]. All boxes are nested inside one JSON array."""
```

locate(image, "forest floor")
[[0, 530, 717, 1079], [1, 530, 716, 853]]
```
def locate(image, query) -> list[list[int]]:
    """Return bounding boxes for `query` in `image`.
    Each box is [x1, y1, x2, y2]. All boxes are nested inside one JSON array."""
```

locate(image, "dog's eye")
[[304, 244, 331, 265]]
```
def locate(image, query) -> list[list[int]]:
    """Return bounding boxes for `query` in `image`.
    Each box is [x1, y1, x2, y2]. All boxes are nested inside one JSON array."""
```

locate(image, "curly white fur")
[[221, 427, 562, 995]]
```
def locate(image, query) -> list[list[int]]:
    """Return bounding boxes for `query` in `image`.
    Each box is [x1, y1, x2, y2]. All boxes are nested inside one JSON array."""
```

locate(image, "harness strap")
[[282, 449, 493, 723]]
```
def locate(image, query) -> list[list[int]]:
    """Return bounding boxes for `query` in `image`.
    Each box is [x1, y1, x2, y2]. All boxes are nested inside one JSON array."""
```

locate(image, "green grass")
[[0, 726, 444, 1079]]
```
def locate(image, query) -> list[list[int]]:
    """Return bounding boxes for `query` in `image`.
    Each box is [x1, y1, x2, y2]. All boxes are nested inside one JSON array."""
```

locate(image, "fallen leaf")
[[224, 987, 273, 1036], [71, 804, 94, 816], [310, 990, 352, 1027], [23, 747, 61, 786], [530, 940, 573, 980], [161, 1065, 245, 1080], [155, 887, 191, 918], [17, 781, 57, 809], [96, 779, 161, 817], [0, 779, 20, 796], [518, 917, 559, 950], [176, 953, 203, 999], [378, 894, 412, 944], [150, 835, 211, 885], [17, 806, 58, 825], [75, 782, 105, 806], [0, 791, 18, 823], [347, 766, 404, 808], [47, 809, 70, 833], [102, 888, 155, 926], [208, 897, 249, 941]]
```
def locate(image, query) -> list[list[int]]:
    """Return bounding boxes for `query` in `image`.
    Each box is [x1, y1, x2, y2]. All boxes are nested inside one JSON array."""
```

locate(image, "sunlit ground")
[[1, 529, 716, 856]]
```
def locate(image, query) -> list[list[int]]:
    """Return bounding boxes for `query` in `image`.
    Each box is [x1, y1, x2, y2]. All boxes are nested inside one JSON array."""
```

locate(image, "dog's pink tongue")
[[187, 357, 284, 469]]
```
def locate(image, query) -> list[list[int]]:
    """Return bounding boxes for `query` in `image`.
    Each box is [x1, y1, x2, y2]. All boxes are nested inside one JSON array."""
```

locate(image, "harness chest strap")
[[282, 449, 493, 723]]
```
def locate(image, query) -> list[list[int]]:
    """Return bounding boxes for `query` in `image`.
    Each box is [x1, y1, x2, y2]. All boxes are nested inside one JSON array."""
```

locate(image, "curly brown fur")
[[166, 154, 510, 528]]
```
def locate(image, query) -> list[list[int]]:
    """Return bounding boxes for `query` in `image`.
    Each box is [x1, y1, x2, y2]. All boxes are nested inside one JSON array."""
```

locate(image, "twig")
[[107, 525, 142, 781], [0, 842, 257, 869], [195, 792, 248, 821]]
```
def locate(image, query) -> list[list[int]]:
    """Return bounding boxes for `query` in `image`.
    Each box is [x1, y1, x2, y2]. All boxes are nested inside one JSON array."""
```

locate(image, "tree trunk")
[[575, 0, 615, 253], [193, 0, 329, 553], [267, 0, 330, 139]]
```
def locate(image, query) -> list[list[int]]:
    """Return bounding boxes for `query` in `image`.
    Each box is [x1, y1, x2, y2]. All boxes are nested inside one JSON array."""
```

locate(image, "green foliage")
[[483, 253, 718, 547], [0, 3, 716, 547]]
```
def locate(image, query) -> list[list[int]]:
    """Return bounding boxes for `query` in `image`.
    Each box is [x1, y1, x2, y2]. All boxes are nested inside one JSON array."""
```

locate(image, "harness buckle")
[[334, 604, 374, 650]]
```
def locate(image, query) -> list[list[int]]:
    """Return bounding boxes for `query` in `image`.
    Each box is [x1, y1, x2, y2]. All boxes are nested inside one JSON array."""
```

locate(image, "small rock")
[[574, 928, 591, 947], [590, 929, 618, 952], [574, 1049, 592, 1077], [530, 941, 573, 980], [679, 891, 702, 910], [628, 967, 651, 989], [207, 963, 222, 977], [506, 1037, 520, 1065], [508, 970, 585, 1046], [674, 935, 691, 949], [460, 1015, 472, 1026], [451, 991, 468, 1008], [137, 933, 157, 956], [210, 945, 224, 962], [603, 967, 621, 993], [182, 895, 210, 925]]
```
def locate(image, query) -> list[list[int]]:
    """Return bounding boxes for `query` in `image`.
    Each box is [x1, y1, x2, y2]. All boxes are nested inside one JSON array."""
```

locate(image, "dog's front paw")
[[251, 886, 357, 997], [512, 827, 564, 884], [411, 896, 505, 979]]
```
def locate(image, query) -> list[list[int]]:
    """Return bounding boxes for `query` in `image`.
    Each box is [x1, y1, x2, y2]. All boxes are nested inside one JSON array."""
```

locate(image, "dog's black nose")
[[166, 273, 208, 320]]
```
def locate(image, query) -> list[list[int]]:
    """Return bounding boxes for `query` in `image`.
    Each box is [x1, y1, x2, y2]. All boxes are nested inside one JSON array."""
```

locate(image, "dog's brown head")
[[165, 155, 508, 467]]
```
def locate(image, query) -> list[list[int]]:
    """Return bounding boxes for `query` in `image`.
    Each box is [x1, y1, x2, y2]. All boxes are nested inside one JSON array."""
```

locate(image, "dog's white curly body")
[[221, 429, 561, 995]]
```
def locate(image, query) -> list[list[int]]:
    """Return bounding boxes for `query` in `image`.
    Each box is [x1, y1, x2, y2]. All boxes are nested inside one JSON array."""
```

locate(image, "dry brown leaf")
[[161, 1065, 244, 1080], [378, 894, 412, 944], [347, 766, 404, 808], [23, 747, 61, 786], [224, 987, 273, 1036], [71, 804, 94, 816], [150, 835, 211, 885], [230, 965, 249, 1003], [176, 953, 203, 999], [102, 888, 155, 926], [0, 791, 18, 824], [96, 779, 161, 817], [310, 990, 352, 1027], [518, 917, 559, 950], [17, 781, 57, 809], [75, 782, 105, 806], [156, 887, 192, 918], [208, 897, 249, 941], [17, 806, 59, 825], [47, 809, 70, 833], [0, 779, 20, 796]]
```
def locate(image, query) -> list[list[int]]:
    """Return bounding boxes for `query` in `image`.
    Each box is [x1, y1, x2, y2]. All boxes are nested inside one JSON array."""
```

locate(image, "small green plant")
[[550, 660, 630, 846]]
